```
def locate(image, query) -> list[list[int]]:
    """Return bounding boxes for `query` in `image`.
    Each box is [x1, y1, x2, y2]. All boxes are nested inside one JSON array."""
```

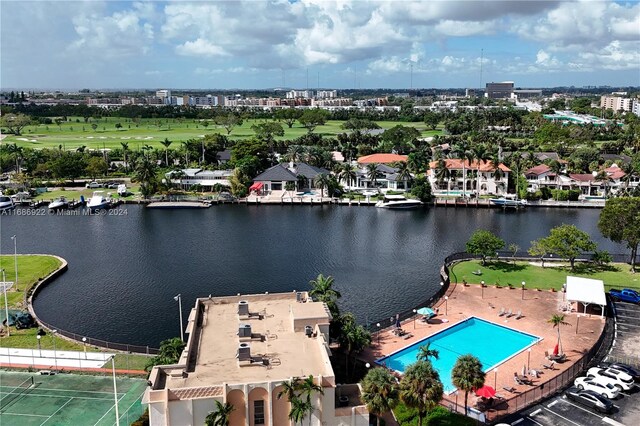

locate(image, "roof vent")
[[238, 343, 251, 361], [238, 323, 252, 337], [305, 325, 313, 337], [238, 300, 249, 316]]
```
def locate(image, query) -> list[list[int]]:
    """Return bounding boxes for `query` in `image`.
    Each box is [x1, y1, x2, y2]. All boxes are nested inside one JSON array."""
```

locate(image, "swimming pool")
[[376, 317, 541, 393]]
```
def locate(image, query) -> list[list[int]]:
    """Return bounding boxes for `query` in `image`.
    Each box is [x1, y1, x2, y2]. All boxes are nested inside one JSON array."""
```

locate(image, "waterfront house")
[[338, 163, 413, 193], [251, 162, 329, 194], [427, 159, 510, 195], [166, 168, 233, 191], [143, 292, 369, 426]]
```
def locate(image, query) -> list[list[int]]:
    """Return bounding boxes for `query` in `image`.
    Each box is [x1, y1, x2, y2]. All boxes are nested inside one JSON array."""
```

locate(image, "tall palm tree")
[[313, 173, 330, 197], [366, 163, 380, 190], [490, 153, 505, 194], [451, 354, 485, 414], [549, 160, 564, 193], [338, 313, 372, 379], [548, 314, 571, 355], [435, 158, 451, 194], [309, 274, 341, 317], [594, 170, 611, 198], [135, 157, 158, 199], [360, 368, 399, 426], [160, 138, 172, 167], [337, 163, 357, 190], [299, 375, 324, 426], [452, 142, 472, 196], [205, 400, 235, 426], [399, 360, 444, 426], [289, 398, 312, 426], [277, 377, 301, 404], [396, 161, 413, 190], [472, 144, 490, 196], [286, 144, 304, 163], [417, 342, 439, 362]]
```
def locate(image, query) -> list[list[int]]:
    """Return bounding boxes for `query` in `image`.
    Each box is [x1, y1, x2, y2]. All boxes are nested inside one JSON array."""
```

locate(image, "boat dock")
[[146, 201, 211, 209]]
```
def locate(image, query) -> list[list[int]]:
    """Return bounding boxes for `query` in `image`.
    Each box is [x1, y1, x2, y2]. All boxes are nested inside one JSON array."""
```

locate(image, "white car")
[[86, 181, 101, 188], [587, 367, 635, 391], [574, 376, 620, 399]]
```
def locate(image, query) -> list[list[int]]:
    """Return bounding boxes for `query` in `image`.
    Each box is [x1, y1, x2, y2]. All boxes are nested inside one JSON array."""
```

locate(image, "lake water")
[[0, 205, 621, 347]]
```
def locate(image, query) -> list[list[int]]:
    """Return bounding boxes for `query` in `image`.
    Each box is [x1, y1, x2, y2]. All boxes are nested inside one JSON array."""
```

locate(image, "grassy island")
[[451, 260, 639, 291]]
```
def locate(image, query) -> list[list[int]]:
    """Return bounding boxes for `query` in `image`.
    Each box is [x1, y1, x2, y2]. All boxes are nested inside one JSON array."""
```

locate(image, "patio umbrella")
[[553, 343, 559, 356], [522, 364, 527, 376], [475, 385, 496, 398], [417, 307, 436, 317]]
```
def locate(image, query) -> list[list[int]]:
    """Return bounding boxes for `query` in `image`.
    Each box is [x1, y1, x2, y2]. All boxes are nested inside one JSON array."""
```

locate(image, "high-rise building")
[[600, 95, 633, 112]]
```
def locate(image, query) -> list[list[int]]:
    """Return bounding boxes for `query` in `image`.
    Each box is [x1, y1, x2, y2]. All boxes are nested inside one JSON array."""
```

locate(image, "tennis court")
[[0, 370, 147, 426]]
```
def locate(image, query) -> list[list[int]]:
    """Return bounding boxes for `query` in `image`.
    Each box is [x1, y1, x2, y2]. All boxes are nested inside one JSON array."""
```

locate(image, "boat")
[[48, 197, 69, 210], [87, 191, 110, 210], [489, 197, 528, 208], [0, 194, 15, 211], [375, 194, 423, 209]]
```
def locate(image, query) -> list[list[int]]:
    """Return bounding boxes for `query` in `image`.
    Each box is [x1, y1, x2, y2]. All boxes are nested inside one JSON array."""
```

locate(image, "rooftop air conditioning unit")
[[238, 300, 249, 316], [239, 323, 252, 337], [238, 343, 251, 361], [296, 292, 303, 302], [305, 325, 313, 337]]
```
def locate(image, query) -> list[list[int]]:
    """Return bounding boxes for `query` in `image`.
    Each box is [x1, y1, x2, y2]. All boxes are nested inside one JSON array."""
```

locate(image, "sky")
[[1, 0, 639, 90]]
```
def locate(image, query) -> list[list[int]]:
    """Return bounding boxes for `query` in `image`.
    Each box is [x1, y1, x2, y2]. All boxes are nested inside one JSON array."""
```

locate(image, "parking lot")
[[500, 300, 640, 426]]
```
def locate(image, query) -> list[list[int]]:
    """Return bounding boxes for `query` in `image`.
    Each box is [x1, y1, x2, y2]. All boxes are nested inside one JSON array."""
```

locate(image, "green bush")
[[551, 189, 569, 201], [540, 186, 552, 200], [568, 189, 580, 201]]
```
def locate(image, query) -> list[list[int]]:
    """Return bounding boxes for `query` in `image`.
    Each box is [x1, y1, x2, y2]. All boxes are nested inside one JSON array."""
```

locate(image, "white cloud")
[[176, 39, 227, 57]]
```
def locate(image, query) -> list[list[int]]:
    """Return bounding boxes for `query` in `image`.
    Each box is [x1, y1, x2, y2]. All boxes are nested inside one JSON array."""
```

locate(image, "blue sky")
[[1, 1, 639, 90]]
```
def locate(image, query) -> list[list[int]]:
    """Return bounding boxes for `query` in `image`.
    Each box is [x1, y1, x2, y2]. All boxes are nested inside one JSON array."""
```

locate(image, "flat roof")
[[566, 276, 606, 306], [163, 292, 333, 389]]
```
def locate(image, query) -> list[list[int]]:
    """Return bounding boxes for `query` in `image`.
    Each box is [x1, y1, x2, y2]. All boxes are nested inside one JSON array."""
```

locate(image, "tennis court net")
[[0, 376, 34, 411]]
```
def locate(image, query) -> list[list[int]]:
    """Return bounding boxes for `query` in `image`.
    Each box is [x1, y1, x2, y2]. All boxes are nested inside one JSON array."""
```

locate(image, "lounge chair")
[[515, 310, 522, 320], [395, 328, 407, 337], [549, 353, 567, 363], [542, 361, 556, 370], [497, 307, 506, 316], [505, 308, 513, 318], [403, 332, 414, 340], [502, 386, 516, 393], [472, 269, 482, 275]]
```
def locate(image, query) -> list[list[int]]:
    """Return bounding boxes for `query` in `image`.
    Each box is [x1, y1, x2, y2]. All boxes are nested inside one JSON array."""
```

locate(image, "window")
[[253, 400, 265, 425]]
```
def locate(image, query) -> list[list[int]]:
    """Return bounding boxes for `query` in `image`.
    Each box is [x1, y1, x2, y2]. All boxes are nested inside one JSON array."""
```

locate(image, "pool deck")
[[361, 282, 605, 423]]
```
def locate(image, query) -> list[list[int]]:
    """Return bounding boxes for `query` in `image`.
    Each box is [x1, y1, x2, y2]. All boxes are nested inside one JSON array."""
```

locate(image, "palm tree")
[[360, 368, 399, 426], [549, 160, 564, 193], [594, 170, 611, 198], [337, 163, 357, 190], [452, 142, 472, 196], [313, 173, 330, 197], [299, 375, 324, 426], [399, 360, 444, 426], [490, 153, 505, 194], [286, 144, 304, 163], [135, 157, 158, 199], [289, 398, 312, 426], [365, 163, 380, 190], [472, 144, 490, 196], [396, 161, 413, 190], [417, 342, 439, 362], [435, 158, 451, 194], [160, 138, 172, 167], [548, 314, 571, 355], [205, 400, 235, 426], [451, 354, 485, 414], [277, 377, 302, 403], [338, 313, 372, 379], [309, 274, 341, 317]]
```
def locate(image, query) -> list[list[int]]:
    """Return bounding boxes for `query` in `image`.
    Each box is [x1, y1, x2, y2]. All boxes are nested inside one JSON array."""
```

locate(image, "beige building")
[[143, 292, 369, 426], [600, 95, 633, 112]]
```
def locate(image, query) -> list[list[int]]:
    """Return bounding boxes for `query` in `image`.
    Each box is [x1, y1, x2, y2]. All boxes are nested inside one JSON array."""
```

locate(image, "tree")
[[417, 342, 439, 362], [399, 360, 444, 426], [599, 197, 640, 271], [381, 125, 420, 154], [309, 274, 341, 317], [360, 368, 399, 426], [0, 113, 31, 135], [396, 161, 413, 187], [337, 313, 372, 379], [298, 109, 328, 133], [548, 314, 571, 355], [289, 398, 312, 426], [85, 156, 108, 179], [275, 108, 303, 128], [337, 163, 357, 190], [314, 173, 331, 197], [91, 123, 98, 132], [115, 122, 123, 130], [471, 144, 490, 196], [341, 118, 380, 131], [508, 243, 520, 263], [424, 111, 440, 130], [299, 375, 324, 425], [144, 337, 186, 371], [205, 400, 235, 426], [135, 157, 159, 198], [120, 142, 130, 172], [531, 224, 597, 270], [435, 159, 451, 194], [451, 354, 485, 415], [465, 230, 505, 265], [366, 163, 380, 189], [214, 114, 244, 135], [160, 138, 172, 166], [409, 176, 432, 203], [251, 121, 284, 143], [453, 142, 473, 196]]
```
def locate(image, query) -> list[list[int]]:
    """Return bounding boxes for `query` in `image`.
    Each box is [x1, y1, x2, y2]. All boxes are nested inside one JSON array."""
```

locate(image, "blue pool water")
[[377, 317, 540, 392]]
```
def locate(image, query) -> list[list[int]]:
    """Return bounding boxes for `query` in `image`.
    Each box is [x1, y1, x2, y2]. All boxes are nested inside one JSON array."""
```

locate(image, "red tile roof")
[[569, 174, 596, 182], [428, 159, 511, 172], [358, 153, 408, 164], [525, 164, 551, 176]]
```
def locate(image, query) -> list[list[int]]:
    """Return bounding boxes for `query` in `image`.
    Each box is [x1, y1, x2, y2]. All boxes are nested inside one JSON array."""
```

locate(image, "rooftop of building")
[[154, 291, 334, 391]]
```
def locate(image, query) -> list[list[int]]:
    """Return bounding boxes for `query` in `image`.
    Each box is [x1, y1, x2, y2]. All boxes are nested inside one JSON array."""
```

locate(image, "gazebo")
[[565, 276, 607, 316]]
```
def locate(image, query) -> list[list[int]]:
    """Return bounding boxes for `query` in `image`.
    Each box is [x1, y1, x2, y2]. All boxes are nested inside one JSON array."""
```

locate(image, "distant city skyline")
[[1, 1, 639, 90]]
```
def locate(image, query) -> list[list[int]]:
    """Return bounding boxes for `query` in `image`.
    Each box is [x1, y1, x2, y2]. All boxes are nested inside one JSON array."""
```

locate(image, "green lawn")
[[5, 117, 442, 150], [33, 184, 141, 202], [451, 260, 640, 291]]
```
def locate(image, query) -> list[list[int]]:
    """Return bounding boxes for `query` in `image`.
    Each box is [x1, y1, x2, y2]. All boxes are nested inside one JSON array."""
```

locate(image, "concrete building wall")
[[228, 389, 247, 425]]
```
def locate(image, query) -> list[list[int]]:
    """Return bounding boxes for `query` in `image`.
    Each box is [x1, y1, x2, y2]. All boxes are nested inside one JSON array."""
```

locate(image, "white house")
[[338, 164, 413, 193], [166, 168, 233, 191], [428, 159, 510, 195]]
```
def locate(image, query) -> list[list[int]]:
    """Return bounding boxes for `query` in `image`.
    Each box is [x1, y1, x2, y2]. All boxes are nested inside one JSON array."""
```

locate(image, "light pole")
[[111, 355, 120, 426], [527, 348, 531, 372], [521, 281, 526, 300], [52, 330, 58, 371], [82, 337, 87, 359], [36, 334, 42, 358], [11, 235, 18, 292], [376, 323, 381, 344], [493, 368, 498, 389], [576, 315, 581, 334], [412, 309, 417, 329], [1, 269, 9, 337], [174, 294, 184, 342], [444, 296, 448, 316], [481, 281, 485, 299]]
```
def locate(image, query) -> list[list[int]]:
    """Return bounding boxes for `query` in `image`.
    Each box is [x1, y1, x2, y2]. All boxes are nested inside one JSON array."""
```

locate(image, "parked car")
[[587, 367, 635, 391], [85, 181, 101, 188], [574, 376, 620, 399], [565, 387, 614, 413], [600, 362, 640, 381], [609, 288, 640, 303], [106, 182, 119, 189]]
